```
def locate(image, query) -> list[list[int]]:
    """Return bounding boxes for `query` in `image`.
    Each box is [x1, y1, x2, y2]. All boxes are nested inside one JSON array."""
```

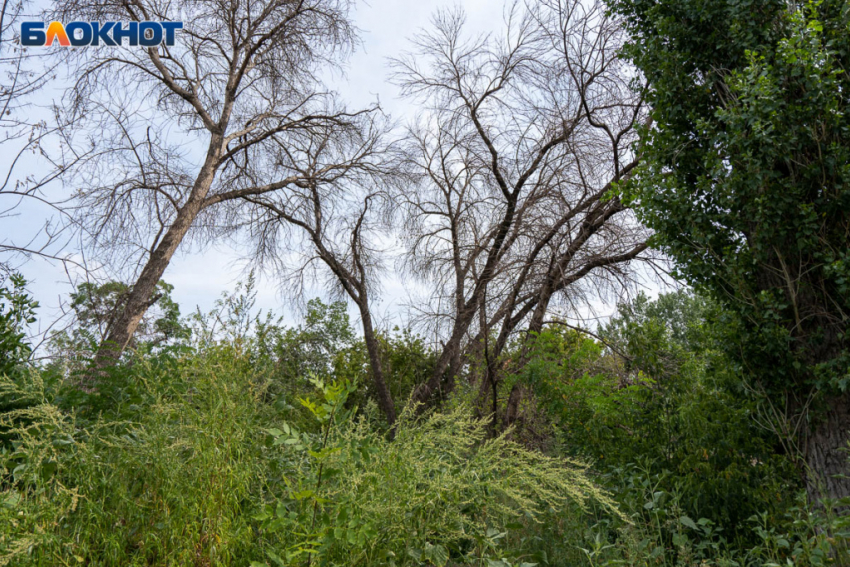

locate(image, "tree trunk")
[[804, 392, 850, 505], [505, 383, 522, 428], [96, 137, 223, 367], [358, 302, 397, 425], [411, 308, 474, 408]]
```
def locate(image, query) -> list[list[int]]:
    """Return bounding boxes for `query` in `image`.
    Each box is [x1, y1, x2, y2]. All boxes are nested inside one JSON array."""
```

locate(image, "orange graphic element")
[[45, 21, 70, 46]]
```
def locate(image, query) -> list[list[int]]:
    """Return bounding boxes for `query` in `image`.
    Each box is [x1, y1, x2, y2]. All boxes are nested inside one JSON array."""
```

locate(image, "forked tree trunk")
[[411, 306, 476, 408], [804, 392, 850, 505]]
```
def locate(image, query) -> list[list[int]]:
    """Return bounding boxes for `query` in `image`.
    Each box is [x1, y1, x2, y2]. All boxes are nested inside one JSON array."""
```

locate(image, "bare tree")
[[50, 0, 374, 366], [1, 0, 85, 275], [232, 112, 401, 424], [393, 0, 653, 413]]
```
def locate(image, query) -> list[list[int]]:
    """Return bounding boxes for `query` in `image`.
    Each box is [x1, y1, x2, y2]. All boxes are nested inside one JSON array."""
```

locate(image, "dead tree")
[[50, 0, 372, 366], [393, 0, 653, 412], [1, 0, 84, 274], [234, 114, 400, 424]]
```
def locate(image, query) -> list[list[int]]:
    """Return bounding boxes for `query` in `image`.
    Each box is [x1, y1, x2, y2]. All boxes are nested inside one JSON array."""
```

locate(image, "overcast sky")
[[0, 0, 511, 339], [3, 0, 661, 348]]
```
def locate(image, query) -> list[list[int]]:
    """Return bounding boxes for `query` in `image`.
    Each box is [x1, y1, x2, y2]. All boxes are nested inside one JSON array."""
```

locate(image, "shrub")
[[256, 376, 621, 567]]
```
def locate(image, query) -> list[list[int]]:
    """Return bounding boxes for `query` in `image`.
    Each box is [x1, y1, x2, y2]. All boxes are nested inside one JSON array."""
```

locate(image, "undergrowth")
[[0, 345, 614, 566]]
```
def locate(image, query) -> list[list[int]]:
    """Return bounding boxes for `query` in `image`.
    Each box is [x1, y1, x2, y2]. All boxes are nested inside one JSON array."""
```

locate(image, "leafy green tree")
[[610, 0, 850, 502], [601, 290, 712, 353], [0, 273, 37, 379], [0, 274, 40, 451], [51, 280, 187, 366], [519, 292, 798, 548], [275, 299, 355, 382]]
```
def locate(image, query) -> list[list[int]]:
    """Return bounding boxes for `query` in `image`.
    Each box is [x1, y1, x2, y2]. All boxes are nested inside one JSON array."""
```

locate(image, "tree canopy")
[[609, 0, 850, 500]]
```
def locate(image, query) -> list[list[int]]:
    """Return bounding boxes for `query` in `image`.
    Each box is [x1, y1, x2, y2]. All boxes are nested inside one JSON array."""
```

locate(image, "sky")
[[1, 0, 659, 345], [0, 0, 508, 340]]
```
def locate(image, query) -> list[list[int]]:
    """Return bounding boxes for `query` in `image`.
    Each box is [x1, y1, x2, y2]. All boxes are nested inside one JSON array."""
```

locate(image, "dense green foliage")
[[0, 285, 614, 566], [0, 273, 41, 453], [2, 277, 847, 565], [609, 0, 850, 497], [0, 273, 37, 380], [49, 280, 189, 370], [531, 293, 795, 535], [501, 290, 848, 565]]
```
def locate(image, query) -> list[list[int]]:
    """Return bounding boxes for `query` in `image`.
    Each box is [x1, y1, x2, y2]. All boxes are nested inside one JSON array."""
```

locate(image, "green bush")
[[4, 282, 844, 566], [496, 291, 817, 564], [0, 273, 37, 381], [255, 376, 619, 567], [1, 344, 274, 566], [1, 340, 619, 566]]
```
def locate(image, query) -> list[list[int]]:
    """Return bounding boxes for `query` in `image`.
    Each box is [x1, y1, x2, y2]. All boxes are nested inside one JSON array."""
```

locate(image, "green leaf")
[[266, 551, 286, 567], [291, 489, 315, 501], [425, 543, 449, 567], [679, 515, 698, 530]]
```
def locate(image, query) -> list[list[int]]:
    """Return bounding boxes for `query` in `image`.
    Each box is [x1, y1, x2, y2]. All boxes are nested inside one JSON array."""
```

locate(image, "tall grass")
[[1, 343, 617, 566], [254, 384, 620, 566], [2, 345, 275, 566]]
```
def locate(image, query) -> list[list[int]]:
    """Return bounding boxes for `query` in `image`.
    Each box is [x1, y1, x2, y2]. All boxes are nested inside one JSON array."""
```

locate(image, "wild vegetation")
[[1, 0, 849, 565], [2, 277, 848, 566]]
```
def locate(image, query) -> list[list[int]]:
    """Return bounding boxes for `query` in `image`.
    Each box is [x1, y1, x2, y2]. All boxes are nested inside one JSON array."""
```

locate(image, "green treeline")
[[1, 278, 846, 566]]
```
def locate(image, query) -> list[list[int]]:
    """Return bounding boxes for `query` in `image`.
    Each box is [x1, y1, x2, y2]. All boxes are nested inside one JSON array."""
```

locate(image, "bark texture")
[[805, 393, 850, 503], [96, 140, 223, 365]]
